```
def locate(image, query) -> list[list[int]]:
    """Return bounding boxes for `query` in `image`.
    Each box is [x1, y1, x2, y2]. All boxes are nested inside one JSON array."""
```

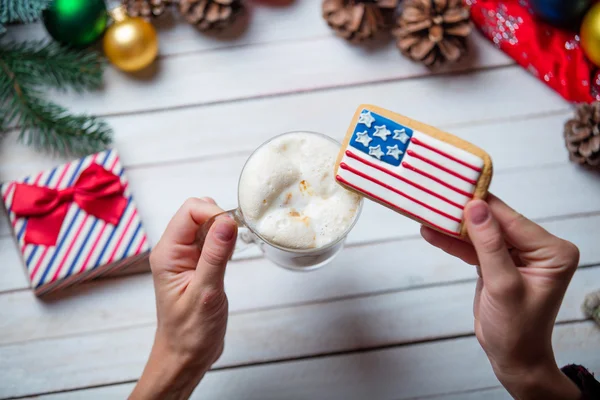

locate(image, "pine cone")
[[393, 0, 471, 66], [123, 0, 169, 20], [564, 103, 600, 168], [582, 290, 600, 326], [322, 0, 398, 43], [179, 0, 244, 32]]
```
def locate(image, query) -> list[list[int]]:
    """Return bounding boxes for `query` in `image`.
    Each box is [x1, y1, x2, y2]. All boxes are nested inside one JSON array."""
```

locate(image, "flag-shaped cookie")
[[335, 105, 493, 239]]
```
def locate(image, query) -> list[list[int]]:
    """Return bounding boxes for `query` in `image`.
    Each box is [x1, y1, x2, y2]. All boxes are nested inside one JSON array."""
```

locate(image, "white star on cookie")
[[369, 145, 384, 160], [354, 130, 372, 147], [393, 129, 411, 144], [386, 145, 403, 160], [357, 111, 375, 128], [372, 125, 391, 141]]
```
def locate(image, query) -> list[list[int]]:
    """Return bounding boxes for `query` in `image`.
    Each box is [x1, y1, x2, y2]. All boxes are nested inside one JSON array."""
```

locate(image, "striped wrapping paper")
[[1, 150, 150, 296]]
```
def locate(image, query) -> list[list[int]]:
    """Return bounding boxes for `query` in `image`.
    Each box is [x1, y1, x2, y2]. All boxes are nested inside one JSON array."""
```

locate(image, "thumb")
[[195, 216, 238, 289], [465, 200, 522, 297]]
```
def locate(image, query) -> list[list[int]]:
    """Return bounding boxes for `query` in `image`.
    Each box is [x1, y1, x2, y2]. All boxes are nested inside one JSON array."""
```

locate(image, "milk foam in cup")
[[238, 132, 362, 250]]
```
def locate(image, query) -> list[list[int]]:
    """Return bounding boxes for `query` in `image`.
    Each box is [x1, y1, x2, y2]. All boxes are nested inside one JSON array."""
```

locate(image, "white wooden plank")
[[4, 321, 598, 399], [203, 268, 600, 367], [154, 1, 332, 55], [22, 384, 136, 400], [118, 322, 600, 400], [0, 67, 570, 180], [22, 385, 512, 400], [39, 33, 510, 117], [456, 112, 572, 171], [0, 234, 28, 293], [2, 1, 331, 56], [419, 387, 509, 400], [2, 259, 596, 351], [190, 321, 599, 400], [1, 266, 597, 395], [0, 327, 151, 398]]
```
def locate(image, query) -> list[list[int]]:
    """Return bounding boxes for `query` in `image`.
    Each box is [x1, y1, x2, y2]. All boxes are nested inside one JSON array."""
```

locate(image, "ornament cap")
[[109, 5, 128, 22]]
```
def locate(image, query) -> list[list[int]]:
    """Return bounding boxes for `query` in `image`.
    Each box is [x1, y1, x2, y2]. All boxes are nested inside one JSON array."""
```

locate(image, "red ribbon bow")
[[12, 163, 128, 246]]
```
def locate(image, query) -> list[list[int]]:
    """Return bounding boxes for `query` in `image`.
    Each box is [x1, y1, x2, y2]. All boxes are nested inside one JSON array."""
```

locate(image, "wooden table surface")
[[1, 2, 599, 398]]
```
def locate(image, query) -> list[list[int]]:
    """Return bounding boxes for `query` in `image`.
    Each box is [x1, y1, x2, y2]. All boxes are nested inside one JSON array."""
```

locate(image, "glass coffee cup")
[[196, 132, 363, 271]]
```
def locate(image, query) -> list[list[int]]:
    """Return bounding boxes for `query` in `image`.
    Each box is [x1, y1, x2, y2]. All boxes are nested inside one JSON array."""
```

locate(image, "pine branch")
[[15, 94, 112, 156], [0, 0, 49, 33], [0, 41, 105, 92], [0, 47, 112, 156], [0, 72, 8, 130]]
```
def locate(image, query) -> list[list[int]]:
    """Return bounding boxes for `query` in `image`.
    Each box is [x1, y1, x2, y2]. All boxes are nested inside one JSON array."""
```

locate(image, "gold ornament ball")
[[103, 16, 158, 72], [581, 3, 600, 67]]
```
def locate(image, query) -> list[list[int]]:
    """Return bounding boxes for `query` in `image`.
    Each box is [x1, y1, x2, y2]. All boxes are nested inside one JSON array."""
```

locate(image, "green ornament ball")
[[43, 0, 108, 47]]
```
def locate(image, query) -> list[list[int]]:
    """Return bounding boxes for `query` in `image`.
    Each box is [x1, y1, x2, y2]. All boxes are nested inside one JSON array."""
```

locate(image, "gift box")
[[1, 150, 150, 296]]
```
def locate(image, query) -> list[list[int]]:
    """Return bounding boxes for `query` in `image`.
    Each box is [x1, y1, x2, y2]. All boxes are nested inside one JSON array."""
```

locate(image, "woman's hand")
[[130, 198, 237, 400], [421, 195, 581, 400]]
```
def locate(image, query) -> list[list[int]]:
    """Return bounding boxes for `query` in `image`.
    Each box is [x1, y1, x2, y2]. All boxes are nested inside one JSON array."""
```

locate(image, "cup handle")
[[196, 208, 256, 257]]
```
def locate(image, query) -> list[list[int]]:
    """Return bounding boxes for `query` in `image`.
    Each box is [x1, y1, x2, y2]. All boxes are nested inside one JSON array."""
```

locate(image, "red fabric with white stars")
[[468, 0, 597, 103]]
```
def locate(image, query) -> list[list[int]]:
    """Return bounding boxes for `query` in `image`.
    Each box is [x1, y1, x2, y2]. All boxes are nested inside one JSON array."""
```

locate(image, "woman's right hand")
[[130, 197, 237, 400], [421, 195, 581, 400]]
